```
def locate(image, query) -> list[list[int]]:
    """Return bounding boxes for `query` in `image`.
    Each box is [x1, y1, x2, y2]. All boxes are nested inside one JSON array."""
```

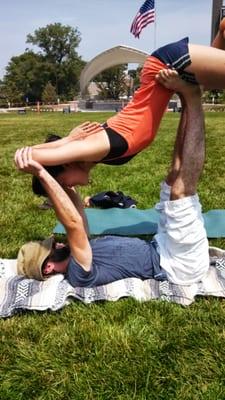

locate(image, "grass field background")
[[0, 111, 225, 399]]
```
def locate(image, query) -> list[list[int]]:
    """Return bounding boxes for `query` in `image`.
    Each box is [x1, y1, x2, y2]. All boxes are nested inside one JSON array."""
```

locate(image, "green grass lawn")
[[1, 111, 225, 399]]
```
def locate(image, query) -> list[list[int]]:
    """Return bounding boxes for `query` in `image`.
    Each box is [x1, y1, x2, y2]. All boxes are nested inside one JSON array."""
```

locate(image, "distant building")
[[86, 81, 101, 99]]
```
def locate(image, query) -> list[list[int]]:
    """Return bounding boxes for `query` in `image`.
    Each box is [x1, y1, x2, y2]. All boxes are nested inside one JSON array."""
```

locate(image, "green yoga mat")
[[53, 208, 225, 238]]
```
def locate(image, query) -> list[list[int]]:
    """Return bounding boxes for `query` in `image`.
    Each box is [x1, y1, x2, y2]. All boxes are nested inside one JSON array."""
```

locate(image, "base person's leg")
[[156, 69, 205, 198], [170, 88, 204, 199], [156, 71, 191, 234], [155, 74, 209, 285], [156, 104, 186, 233]]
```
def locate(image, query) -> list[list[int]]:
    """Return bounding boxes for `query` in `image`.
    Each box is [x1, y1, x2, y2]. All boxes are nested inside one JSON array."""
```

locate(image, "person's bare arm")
[[64, 187, 90, 237], [15, 148, 92, 270], [33, 136, 70, 150], [31, 127, 110, 166], [32, 122, 102, 150], [68, 121, 102, 140]]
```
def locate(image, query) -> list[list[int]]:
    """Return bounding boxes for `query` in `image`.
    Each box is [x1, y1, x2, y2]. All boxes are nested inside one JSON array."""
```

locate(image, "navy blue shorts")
[[151, 37, 198, 84]]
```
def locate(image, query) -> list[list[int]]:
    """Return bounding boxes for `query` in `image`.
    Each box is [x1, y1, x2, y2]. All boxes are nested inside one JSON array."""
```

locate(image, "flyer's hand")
[[69, 121, 103, 140]]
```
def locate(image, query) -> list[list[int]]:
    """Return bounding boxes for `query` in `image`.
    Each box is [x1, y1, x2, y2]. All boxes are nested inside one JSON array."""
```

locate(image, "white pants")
[[154, 182, 209, 285]]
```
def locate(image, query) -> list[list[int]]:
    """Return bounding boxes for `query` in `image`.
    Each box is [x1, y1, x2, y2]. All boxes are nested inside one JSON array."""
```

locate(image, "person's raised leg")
[[154, 72, 209, 285], [155, 70, 192, 237], [156, 69, 204, 199], [155, 70, 201, 234], [156, 69, 202, 189], [170, 83, 204, 199], [156, 69, 188, 186]]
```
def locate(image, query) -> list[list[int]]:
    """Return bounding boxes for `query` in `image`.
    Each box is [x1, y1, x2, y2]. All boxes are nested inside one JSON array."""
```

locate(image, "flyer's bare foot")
[[156, 68, 200, 97], [156, 69, 185, 91]]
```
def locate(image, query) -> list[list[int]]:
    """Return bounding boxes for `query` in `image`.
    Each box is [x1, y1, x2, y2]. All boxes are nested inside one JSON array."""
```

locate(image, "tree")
[[26, 23, 81, 64], [95, 65, 128, 100], [3, 51, 49, 103], [3, 23, 85, 103], [26, 23, 84, 97], [202, 89, 225, 104], [0, 80, 8, 107], [42, 82, 57, 104], [54, 57, 85, 100]]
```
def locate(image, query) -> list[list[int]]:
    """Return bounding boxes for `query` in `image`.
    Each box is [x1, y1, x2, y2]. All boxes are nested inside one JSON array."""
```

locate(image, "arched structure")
[[80, 45, 148, 94]]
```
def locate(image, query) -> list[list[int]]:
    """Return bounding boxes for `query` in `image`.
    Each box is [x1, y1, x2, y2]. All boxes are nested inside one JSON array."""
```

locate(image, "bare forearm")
[[33, 122, 103, 152], [64, 187, 90, 236], [33, 136, 70, 150], [32, 131, 110, 165], [31, 144, 76, 166], [38, 169, 83, 230]]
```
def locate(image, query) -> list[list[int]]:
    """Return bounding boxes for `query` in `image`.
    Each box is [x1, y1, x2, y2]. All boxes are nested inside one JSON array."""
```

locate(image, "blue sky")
[[0, 0, 213, 79]]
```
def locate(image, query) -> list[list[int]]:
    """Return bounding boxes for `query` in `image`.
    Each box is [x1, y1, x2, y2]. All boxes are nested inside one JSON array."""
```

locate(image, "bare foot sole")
[[156, 68, 179, 90], [156, 68, 200, 96]]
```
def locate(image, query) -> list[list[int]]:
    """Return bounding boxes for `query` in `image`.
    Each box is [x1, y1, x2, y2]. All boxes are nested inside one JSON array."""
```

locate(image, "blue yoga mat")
[[53, 208, 225, 238]]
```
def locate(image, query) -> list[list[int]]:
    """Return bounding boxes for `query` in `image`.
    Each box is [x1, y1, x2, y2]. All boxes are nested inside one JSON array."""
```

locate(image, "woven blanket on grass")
[[1, 247, 225, 318], [54, 209, 225, 238]]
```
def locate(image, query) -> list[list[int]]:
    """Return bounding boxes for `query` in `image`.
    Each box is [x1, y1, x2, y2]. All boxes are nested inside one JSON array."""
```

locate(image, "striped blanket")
[[1, 246, 225, 318]]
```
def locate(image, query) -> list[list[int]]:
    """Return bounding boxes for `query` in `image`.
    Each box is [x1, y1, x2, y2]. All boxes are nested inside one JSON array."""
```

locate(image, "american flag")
[[130, 0, 155, 38]]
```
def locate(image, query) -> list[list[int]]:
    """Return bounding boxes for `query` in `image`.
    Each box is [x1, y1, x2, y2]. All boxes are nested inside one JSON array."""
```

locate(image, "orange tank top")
[[106, 56, 173, 158]]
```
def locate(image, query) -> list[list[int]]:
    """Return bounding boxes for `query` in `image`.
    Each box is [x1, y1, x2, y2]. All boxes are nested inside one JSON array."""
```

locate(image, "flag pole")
[[154, 0, 157, 49]]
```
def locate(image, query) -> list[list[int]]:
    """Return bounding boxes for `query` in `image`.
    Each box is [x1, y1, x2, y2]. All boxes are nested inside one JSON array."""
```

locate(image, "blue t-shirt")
[[66, 236, 166, 288]]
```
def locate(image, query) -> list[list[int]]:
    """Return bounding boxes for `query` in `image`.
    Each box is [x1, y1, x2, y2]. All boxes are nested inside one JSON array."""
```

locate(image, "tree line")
[[0, 23, 140, 107], [0, 22, 224, 107]]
